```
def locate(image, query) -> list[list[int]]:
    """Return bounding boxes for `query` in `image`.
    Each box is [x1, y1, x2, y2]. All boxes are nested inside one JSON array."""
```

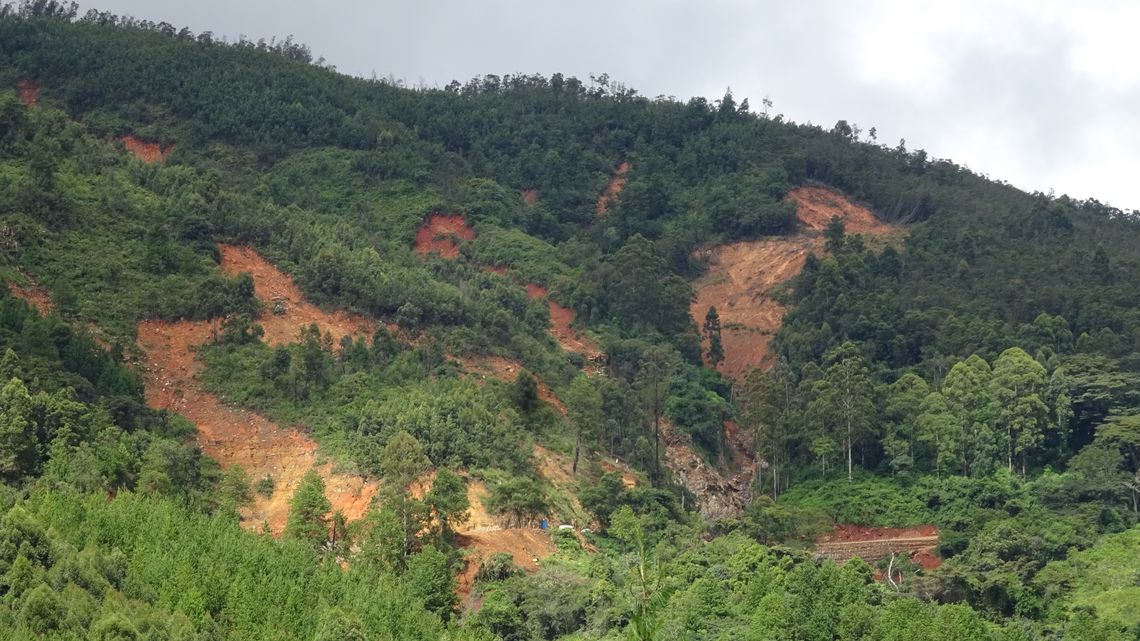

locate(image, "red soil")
[[820, 524, 938, 543], [485, 264, 510, 275], [787, 186, 894, 234], [596, 161, 631, 216], [523, 282, 604, 369], [815, 524, 941, 571], [120, 134, 172, 164], [136, 245, 378, 534], [218, 244, 370, 346], [16, 79, 40, 108], [456, 528, 557, 603], [453, 353, 566, 414], [413, 213, 475, 259], [692, 186, 901, 380], [521, 189, 539, 206], [6, 275, 53, 316]]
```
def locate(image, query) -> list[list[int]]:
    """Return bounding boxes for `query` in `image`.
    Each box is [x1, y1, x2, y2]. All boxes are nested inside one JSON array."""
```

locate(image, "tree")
[[636, 347, 673, 486], [565, 375, 603, 474], [992, 347, 1049, 476], [736, 362, 796, 498], [376, 431, 432, 570], [703, 306, 725, 368], [511, 371, 539, 414], [485, 477, 547, 528], [882, 372, 930, 476], [285, 470, 331, 548], [425, 467, 469, 544], [942, 355, 996, 477], [808, 343, 875, 482]]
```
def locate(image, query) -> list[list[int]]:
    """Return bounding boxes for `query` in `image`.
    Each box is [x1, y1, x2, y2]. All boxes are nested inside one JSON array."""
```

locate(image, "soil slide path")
[[692, 186, 898, 380], [596, 161, 631, 216], [6, 273, 54, 316], [137, 245, 377, 533], [522, 283, 605, 373], [17, 79, 40, 108], [413, 213, 475, 259], [120, 134, 173, 164], [815, 524, 941, 574]]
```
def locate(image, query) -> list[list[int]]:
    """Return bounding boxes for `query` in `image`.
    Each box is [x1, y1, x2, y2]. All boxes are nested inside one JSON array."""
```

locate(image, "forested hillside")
[[0, 2, 1138, 639]]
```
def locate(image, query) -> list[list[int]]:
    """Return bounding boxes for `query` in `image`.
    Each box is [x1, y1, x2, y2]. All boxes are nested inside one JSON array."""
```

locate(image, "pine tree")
[[703, 306, 725, 368], [284, 470, 331, 548]]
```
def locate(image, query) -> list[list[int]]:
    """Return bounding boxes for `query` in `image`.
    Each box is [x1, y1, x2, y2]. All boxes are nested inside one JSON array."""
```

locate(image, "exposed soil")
[[136, 246, 378, 534], [456, 528, 557, 605], [787, 186, 894, 234], [452, 353, 566, 414], [16, 79, 40, 108], [218, 244, 371, 346], [815, 524, 940, 569], [413, 213, 475, 259], [522, 282, 605, 372], [120, 134, 172, 164], [692, 236, 821, 379], [596, 161, 631, 216], [6, 274, 53, 316], [520, 189, 539, 206], [691, 186, 901, 380], [484, 264, 510, 275]]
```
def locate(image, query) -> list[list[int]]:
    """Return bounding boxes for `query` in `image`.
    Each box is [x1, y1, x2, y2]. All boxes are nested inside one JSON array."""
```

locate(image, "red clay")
[[485, 265, 510, 275], [787, 186, 894, 235], [523, 282, 604, 370], [6, 275, 53, 316], [521, 189, 539, 206], [16, 79, 40, 108], [596, 161, 631, 216], [820, 524, 938, 543], [120, 134, 172, 164], [413, 213, 475, 259], [692, 186, 902, 379], [137, 245, 378, 534]]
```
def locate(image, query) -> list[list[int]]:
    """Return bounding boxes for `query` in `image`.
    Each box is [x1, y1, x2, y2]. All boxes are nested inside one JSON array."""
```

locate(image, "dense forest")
[[0, 1, 1138, 639]]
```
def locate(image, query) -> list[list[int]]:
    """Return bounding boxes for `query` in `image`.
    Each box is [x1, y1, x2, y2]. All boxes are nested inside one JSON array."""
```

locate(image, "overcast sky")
[[88, 0, 1140, 211]]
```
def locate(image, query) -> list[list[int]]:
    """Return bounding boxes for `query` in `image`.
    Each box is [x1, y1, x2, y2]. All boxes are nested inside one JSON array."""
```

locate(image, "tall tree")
[[942, 355, 997, 477], [737, 362, 796, 498], [565, 375, 603, 474], [809, 343, 875, 482], [636, 347, 673, 486], [703, 306, 725, 368], [992, 347, 1049, 476], [285, 470, 331, 548]]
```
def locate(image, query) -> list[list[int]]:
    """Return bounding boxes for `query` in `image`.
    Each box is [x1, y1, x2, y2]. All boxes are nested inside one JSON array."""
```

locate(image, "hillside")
[[1, 3, 1139, 640]]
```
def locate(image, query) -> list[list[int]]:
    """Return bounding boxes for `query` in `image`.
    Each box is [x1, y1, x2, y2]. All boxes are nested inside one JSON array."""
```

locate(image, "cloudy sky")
[[90, 0, 1140, 211]]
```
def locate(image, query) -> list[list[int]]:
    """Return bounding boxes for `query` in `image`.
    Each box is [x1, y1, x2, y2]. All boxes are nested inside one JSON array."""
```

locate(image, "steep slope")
[[137, 245, 377, 533], [692, 186, 900, 379]]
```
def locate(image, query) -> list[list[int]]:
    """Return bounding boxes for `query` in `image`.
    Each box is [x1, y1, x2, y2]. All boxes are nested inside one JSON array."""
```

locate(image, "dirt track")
[[815, 524, 941, 571], [6, 274, 53, 316]]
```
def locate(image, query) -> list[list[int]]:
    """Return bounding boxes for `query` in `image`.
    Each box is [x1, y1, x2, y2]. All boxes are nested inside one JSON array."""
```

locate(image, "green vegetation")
[[0, 1, 1138, 638]]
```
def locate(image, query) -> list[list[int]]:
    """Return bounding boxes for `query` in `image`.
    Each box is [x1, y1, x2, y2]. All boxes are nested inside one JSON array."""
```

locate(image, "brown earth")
[[691, 186, 900, 380], [788, 186, 893, 234], [520, 189, 539, 206], [136, 246, 378, 533], [596, 161, 631, 216], [452, 353, 566, 415], [413, 213, 475, 259], [16, 79, 40, 108], [522, 282, 605, 372], [6, 274, 53, 316], [456, 528, 557, 605], [217, 244, 371, 346], [120, 134, 172, 164], [815, 524, 941, 571]]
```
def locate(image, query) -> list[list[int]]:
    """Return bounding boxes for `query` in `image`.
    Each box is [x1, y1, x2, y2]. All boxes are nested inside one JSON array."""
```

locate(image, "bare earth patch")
[[692, 186, 902, 380], [16, 79, 40, 108], [522, 282, 605, 373], [816, 524, 941, 580], [136, 246, 377, 534], [413, 213, 475, 259], [520, 189, 539, 206], [596, 161, 631, 216], [6, 274, 53, 316], [120, 134, 173, 164]]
